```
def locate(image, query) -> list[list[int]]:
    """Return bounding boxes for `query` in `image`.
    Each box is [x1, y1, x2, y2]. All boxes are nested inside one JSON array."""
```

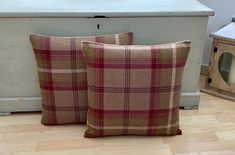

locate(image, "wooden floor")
[[1, 76, 235, 155]]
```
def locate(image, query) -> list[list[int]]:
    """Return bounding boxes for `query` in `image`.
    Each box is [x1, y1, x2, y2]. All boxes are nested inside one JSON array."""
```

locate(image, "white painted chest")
[[0, 0, 214, 113]]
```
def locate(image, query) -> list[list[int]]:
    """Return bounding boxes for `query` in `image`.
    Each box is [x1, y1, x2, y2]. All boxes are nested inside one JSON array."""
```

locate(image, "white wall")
[[198, 0, 235, 65]]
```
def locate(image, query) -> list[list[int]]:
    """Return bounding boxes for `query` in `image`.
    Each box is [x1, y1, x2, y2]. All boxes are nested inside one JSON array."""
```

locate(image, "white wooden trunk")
[[0, 0, 213, 113]]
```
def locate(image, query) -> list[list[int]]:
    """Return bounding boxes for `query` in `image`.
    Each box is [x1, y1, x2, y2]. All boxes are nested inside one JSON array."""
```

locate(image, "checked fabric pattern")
[[30, 32, 133, 125], [82, 41, 191, 137]]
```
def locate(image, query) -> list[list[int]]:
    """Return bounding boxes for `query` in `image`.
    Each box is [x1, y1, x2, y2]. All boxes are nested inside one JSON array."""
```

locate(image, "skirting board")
[[0, 97, 42, 112], [180, 91, 200, 109], [0, 92, 200, 113]]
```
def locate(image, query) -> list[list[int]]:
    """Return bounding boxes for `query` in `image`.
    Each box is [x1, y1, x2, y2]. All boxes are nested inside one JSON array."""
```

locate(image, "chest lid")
[[0, 0, 214, 18]]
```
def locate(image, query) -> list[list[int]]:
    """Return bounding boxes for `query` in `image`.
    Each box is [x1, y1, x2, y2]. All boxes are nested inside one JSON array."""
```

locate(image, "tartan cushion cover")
[[30, 32, 133, 125], [82, 41, 191, 137]]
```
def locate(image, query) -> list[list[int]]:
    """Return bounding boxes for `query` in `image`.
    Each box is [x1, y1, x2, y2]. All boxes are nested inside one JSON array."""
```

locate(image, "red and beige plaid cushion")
[[82, 41, 191, 137], [30, 32, 133, 125]]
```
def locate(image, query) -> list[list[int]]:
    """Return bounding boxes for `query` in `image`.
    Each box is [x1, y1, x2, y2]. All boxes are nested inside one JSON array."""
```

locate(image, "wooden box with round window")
[[202, 21, 235, 102]]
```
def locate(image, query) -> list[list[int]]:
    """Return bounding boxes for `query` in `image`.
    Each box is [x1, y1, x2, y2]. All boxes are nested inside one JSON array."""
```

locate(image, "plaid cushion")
[[82, 41, 191, 137], [30, 32, 133, 125]]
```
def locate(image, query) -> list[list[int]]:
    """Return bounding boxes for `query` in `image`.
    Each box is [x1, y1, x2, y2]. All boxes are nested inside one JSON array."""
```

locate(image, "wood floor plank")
[[169, 141, 235, 154], [163, 132, 218, 144], [180, 115, 218, 125], [216, 130, 235, 141]]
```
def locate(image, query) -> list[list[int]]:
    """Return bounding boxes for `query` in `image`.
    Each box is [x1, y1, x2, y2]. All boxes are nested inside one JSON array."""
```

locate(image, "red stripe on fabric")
[[87, 62, 185, 69], [44, 37, 57, 124], [70, 38, 80, 122], [123, 46, 131, 134], [95, 36, 104, 43], [88, 84, 181, 93], [34, 49, 83, 56], [40, 84, 87, 91], [42, 104, 88, 111], [88, 107, 179, 115], [148, 46, 158, 135], [36, 56, 85, 60], [86, 58, 184, 63], [96, 37, 104, 136]]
